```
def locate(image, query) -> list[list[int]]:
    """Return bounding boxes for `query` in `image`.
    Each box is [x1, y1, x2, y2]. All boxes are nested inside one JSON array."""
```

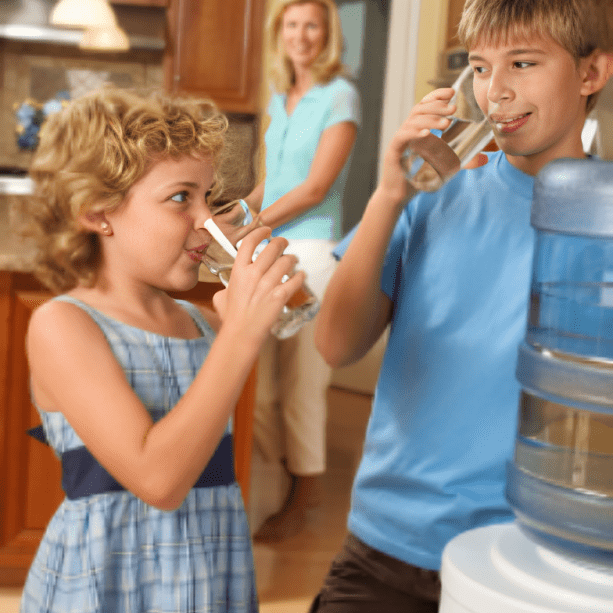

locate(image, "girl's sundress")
[[20, 295, 258, 613]]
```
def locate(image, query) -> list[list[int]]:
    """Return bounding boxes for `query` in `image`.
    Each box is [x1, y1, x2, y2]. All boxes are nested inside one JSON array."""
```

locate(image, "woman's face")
[[281, 2, 328, 72]]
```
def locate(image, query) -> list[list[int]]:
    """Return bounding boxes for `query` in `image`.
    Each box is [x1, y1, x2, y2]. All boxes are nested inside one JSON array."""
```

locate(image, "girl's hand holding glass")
[[202, 200, 320, 339]]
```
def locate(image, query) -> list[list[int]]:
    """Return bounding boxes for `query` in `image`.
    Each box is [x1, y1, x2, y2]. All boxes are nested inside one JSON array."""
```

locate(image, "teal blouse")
[[262, 76, 360, 241]]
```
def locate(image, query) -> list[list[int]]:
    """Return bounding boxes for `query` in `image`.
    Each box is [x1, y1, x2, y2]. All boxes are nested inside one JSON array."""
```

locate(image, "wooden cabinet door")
[[446, 0, 466, 49], [0, 274, 254, 586], [0, 274, 60, 586], [164, 0, 265, 113]]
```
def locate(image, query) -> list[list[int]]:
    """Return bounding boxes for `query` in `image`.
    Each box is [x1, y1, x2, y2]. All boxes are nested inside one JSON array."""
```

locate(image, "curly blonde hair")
[[267, 0, 345, 93], [458, 0, 605, 112], [24, 88, 228, 293]]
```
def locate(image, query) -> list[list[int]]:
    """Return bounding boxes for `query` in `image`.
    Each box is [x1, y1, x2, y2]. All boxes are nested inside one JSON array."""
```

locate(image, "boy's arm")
[[315, 88, 456, 368], [314, 186, 411, 368]]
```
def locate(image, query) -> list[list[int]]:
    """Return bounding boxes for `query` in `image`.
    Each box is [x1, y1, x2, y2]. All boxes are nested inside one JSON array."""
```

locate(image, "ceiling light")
[[51, 0, 117, 29], [80, 25, 130, 52]]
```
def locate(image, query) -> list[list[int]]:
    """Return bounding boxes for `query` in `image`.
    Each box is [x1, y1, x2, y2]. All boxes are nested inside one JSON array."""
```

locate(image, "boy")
[[310, 1, 611, 611]]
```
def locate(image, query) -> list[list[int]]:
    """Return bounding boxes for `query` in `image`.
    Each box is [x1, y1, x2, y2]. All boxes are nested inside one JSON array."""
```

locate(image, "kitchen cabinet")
[[0, 271, 255, 586], [111, 0, 168, 6], [163, 0, 266, 114], [446, 0, 466, 49]]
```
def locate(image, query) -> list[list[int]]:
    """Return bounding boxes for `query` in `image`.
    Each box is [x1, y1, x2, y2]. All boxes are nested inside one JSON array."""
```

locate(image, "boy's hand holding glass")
[[401, 65, 496, 192], [202, 200, 320, 339]]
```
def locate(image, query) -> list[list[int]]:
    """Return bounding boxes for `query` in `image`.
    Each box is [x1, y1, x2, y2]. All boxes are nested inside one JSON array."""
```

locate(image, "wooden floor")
[[254, 387, 371, 612], [0, 387, 372, 613]]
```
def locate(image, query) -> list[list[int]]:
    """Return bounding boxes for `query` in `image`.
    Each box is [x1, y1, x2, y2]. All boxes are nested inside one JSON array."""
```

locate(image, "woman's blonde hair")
[[458, 0, 605, 112], [24, 88, 228, 293], [267, 0, 345, 93]]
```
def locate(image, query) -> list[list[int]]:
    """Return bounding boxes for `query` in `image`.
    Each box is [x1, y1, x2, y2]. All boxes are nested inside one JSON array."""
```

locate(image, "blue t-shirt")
[[262, 76, 360, 241], [345, 151, 535, 570]]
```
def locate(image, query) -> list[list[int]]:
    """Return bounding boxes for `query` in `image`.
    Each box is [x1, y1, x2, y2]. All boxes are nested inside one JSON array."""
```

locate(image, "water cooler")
[[440, 159, 613, 612]]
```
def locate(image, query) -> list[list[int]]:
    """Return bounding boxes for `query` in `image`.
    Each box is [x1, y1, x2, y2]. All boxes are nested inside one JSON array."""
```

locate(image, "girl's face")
[[102, 154, 216, 292], [281, 2, 327, 72]]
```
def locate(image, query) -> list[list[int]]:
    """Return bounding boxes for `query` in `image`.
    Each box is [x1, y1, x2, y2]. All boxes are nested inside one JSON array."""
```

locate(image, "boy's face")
[[469, 33, 593, 176]]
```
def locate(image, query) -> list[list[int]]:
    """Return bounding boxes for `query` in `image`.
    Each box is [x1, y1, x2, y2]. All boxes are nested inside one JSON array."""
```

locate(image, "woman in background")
[[245, 0, 359, 542]]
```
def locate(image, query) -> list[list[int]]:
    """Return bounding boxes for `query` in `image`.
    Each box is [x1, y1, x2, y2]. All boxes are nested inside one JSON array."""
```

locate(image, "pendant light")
[[51, 0, 130, 52], [50, 0, 116, 29], [80, 25, 130, 52]]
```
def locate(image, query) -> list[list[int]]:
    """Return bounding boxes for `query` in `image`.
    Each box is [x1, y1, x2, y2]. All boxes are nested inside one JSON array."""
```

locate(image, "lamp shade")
[[51, 0, 117, 29], [79, 25, 130, 51]]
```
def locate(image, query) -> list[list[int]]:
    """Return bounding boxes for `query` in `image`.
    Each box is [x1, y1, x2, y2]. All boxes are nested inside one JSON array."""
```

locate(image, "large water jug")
[[506, 159, 613, 562]]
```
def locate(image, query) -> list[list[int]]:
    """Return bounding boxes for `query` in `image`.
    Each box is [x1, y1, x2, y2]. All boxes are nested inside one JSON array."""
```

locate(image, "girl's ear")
[[581, 50, 613, 97], [78, 211, 113, 236]]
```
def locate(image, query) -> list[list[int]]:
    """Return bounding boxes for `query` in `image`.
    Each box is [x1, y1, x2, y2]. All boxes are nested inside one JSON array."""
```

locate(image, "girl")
[[20, 88, 303, 613]]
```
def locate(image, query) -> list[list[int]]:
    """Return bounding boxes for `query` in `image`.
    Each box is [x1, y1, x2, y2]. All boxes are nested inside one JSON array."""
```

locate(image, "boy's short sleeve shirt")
[[261, 76, 360, 241], [348, 151, 536, 571]]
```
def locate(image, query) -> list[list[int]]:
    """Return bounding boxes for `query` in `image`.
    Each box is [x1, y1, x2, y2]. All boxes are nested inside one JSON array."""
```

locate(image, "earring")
[[101, 221, 111, 235]]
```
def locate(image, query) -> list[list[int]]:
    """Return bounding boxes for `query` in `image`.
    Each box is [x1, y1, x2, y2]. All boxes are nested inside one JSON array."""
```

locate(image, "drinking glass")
[[202, 200, 320, 339], [402, 64, 494, 192]]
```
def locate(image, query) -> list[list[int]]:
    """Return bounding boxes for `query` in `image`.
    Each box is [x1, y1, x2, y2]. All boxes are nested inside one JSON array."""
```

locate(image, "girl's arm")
[[257, 120, 357, 229], [315, 88, 456, 367], [27, 230, 304, 511]]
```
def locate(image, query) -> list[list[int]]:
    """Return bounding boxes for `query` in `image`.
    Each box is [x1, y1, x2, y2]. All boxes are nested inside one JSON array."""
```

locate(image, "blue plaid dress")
[[20, 296, 258, 613]]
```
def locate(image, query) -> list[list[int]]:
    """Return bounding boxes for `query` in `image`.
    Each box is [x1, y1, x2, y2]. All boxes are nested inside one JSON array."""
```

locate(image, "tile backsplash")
[[0, 39, 257, 197], [0, 39, 164, 169]]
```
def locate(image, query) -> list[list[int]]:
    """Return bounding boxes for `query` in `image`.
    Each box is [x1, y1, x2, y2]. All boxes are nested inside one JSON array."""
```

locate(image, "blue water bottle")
[[507, 159, 613, 563]]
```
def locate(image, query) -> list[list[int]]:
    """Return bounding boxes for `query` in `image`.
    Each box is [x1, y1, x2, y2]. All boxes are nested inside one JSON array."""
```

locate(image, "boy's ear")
[[78, 211, 112, 236], [580, 50, 613, 97]]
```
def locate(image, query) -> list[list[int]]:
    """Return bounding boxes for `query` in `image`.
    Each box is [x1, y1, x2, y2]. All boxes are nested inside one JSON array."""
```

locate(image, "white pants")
[[254, 239, 338, 476]]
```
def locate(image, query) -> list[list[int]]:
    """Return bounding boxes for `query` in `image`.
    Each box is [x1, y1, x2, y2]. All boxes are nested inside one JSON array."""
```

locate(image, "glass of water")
[[402, 64, 494, 192], [202, 200, 320, 339]]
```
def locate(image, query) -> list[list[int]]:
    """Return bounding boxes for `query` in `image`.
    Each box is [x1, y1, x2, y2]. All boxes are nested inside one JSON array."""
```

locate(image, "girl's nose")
[[193, 202, 213, 231]]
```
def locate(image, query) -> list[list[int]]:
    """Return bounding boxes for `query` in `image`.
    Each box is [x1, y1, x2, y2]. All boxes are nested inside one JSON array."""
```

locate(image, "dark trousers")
[[309, 533, 441, 613]]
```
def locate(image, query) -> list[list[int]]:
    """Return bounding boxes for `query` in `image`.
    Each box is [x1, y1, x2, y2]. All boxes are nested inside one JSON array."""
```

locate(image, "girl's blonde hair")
[[25, 88, 228, 293], [267, 0, 345, 93], [458, 0, 605, 112]]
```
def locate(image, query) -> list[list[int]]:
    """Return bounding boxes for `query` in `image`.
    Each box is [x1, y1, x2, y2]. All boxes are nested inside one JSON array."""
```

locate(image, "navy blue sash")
[[28, 426, 235, 499]]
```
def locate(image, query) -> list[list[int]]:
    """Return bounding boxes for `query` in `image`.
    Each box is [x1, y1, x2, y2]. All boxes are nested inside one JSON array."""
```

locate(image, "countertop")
[[0, 176, 33, 195], [0, 176, 36, 271]]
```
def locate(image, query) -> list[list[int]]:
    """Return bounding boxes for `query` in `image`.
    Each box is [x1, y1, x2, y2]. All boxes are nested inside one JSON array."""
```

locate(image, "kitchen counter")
[[0, 177, 36, 272], [0, 176, 33, 196]]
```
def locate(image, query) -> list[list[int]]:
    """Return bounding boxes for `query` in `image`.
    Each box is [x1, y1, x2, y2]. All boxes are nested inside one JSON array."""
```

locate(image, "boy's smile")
[[491, 113, 531, 134], [469, 34, 594, 175]]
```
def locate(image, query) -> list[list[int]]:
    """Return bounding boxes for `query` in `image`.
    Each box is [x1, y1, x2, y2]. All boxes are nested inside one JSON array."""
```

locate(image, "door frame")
[[377, 0, 422, 178]]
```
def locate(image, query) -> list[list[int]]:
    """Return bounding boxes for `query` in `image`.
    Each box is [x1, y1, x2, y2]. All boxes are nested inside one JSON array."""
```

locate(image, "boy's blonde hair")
[[25, 88, 228, 293], [267, 0, 345, 93], [458, 0, 603, 111]]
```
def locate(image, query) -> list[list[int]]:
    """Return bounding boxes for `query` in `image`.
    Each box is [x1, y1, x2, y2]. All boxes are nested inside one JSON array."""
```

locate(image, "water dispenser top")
[[531, 159, 613, 237]]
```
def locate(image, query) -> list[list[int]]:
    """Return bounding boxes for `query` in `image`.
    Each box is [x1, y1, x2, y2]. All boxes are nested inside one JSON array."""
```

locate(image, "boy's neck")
[[503, 137, 587, 177]]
